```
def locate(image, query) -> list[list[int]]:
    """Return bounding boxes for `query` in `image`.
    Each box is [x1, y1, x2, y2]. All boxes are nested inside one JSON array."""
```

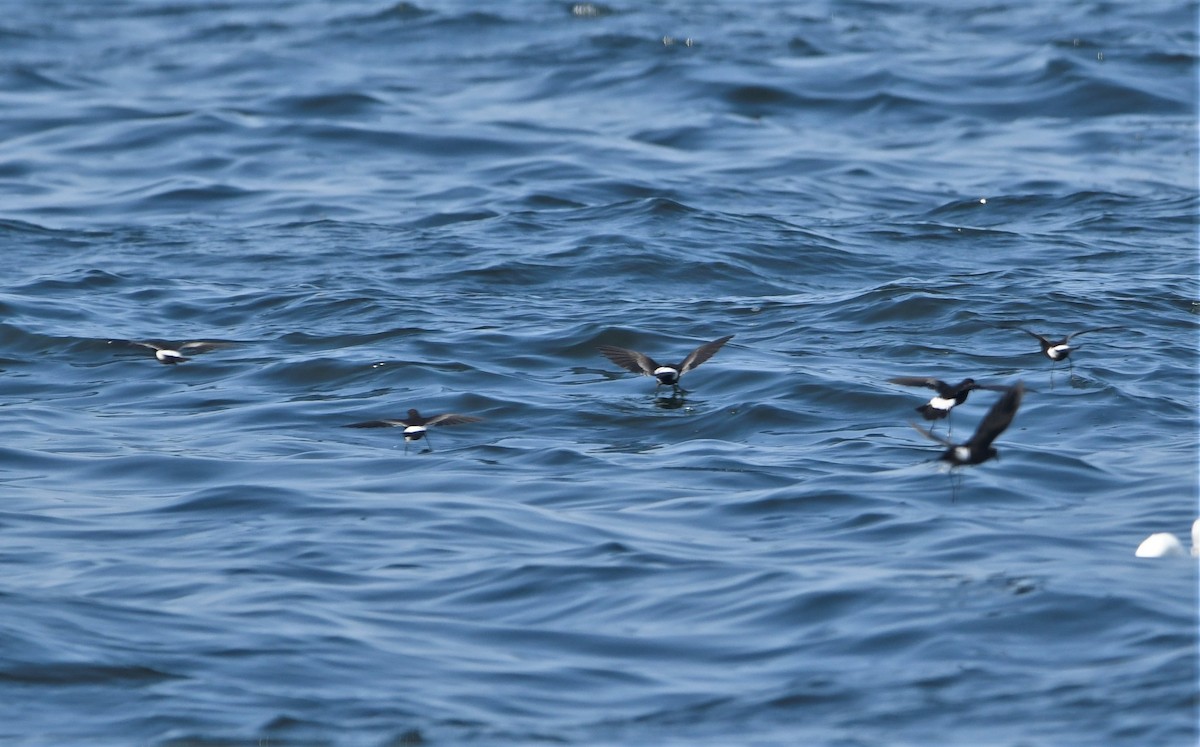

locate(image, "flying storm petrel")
[[598, 334, 733, 394], [345, 408, 482, 452]]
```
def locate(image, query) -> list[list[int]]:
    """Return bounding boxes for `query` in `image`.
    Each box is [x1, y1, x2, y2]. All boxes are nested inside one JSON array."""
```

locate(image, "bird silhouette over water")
[[345, 408, 482, 452], [910, 382, 1024, 466], [1019, 326, 1117, 389], [1020, 327, 1117, 364], [889, 376, 1008, 432], [109, 339, 233, 364], [598, 334, 733, 394]]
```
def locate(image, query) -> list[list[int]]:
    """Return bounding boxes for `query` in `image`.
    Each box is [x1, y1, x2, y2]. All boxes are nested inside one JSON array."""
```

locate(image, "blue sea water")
[[0, 1, 1197, 745]]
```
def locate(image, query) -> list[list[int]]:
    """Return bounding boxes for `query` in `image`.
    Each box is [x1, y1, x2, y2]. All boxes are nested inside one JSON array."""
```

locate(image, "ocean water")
[[1, 1, 1197, 745]]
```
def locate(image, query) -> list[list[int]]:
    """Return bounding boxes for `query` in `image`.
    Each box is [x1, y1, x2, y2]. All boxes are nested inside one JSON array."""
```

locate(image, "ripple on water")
[[0, 1, 1195, 745]]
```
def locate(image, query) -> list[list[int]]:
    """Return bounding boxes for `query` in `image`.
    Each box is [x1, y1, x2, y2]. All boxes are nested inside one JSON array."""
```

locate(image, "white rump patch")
[[156, 349, 184, 361], [654, 366, 676, 377], [929, 396, 955, 411], [404, 425, 427, 435], [953, 446, 971, 463], [1049, 344, 1070, 359]]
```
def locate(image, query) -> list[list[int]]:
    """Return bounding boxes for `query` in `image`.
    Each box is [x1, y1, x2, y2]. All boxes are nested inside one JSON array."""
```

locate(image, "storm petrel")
[[345, 408, 482, 452], [909, 382, 1024, 466], [598, 334, 733, 393], [888, 376, 1007, 423], [1020, 327, 1116, 363], [110, 339, 233, 364]]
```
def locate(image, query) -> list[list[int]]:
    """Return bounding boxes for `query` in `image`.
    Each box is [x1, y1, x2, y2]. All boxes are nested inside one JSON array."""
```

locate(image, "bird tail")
[[915, 404, 948, 420]]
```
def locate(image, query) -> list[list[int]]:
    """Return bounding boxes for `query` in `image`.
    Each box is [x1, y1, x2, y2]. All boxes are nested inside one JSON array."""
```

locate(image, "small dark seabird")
[[345, 408, 482, 452], [110, 339, 234, 364], [1020, 327, 1116, 363], [888, 376, 1007, 421], [910, 382, 1024, 466], [598, 334, 733, 393]]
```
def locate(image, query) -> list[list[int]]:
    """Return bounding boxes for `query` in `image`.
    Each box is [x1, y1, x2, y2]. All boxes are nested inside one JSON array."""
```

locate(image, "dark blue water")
[[1, 2, 1197, 745]]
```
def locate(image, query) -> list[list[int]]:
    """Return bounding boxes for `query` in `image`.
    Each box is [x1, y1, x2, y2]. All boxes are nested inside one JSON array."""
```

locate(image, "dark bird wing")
[[965, 383, 1024, 450], [178, 341, 234, 353], [598, 345, 659, 376], [1064, 326, 1120, 342], [1019, 329, 1052, 347], [108, 339, 167, 352], [889, 376, 950, 395], [424, 413, 483, 427], [909, 421, 954, 447], [344, 419, 409, 428], [678, 334, 734, 374]]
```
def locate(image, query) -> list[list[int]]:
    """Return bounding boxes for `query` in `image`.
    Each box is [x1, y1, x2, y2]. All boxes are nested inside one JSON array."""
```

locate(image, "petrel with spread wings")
[[110, 339, 234, 364], [345, 408, 482, 452], [598, 334, 733, 394], [889, 376, 1008, 426], [1020, 327, 1117, 363]]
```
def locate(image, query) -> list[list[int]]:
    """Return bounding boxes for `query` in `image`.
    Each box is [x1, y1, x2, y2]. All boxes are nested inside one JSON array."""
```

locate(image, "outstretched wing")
[[598, 345, 658, 376], [425, 413, 483, 427], [1019, 329, 1051, 347], [344, 419, 409, 428], [108, 339, 167, 352], [679, 334, 734, 374], [179, 341, 234, 353], [1064, 326, 1119, 342], [909, 421, 954, 447], [967, 383, 1024, 450], [888, 376, 949, 395]]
